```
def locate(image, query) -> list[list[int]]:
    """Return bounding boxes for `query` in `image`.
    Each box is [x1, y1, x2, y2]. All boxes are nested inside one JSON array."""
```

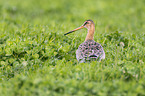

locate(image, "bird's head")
[[64, 19, 95, 35]]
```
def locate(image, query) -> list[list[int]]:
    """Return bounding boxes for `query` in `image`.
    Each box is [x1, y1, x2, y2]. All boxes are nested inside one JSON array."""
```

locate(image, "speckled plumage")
[[76, 40, 105, 63]]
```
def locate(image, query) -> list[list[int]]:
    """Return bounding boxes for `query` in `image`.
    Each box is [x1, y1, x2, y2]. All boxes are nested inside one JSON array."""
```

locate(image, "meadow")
[[0, 0, 145, 95]]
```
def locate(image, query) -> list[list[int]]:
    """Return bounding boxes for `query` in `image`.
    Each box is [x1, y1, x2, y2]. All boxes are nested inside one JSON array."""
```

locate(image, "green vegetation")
[[0, 0, 145, 95]]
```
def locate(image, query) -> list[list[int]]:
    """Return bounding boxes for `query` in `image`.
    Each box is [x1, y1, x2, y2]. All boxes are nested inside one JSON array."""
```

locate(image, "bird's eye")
[[83, 22, 88, 26]]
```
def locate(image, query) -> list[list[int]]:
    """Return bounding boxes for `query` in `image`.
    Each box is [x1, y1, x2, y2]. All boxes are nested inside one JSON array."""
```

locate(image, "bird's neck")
[[85, 25, 95, 41]]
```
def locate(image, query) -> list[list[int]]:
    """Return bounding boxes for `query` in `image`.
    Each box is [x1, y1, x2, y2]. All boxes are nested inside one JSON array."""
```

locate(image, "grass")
[[0, 0, 145, 95]]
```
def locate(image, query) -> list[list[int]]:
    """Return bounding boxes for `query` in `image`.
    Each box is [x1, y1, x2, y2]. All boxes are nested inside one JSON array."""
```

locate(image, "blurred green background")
[[0, 0, 145, 95]]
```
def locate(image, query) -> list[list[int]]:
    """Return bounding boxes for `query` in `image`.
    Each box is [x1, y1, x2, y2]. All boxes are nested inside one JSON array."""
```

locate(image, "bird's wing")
[[76, 40, 104, 62]]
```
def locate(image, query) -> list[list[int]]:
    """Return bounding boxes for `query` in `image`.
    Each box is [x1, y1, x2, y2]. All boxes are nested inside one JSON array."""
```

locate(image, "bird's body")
[[76, 40, 105, 63], [64, 20, 105, 63]]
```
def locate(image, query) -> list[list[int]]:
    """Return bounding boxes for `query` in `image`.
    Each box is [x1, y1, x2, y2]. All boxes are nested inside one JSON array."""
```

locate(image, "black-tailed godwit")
[[64, 20, 105, 63]]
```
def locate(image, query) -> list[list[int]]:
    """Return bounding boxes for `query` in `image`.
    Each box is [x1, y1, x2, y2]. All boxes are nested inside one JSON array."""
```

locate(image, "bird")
[[64, 20, 105, 63]]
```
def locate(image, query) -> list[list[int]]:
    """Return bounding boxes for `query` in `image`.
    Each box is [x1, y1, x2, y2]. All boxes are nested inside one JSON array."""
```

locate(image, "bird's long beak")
[[64, 26, 84, 35]]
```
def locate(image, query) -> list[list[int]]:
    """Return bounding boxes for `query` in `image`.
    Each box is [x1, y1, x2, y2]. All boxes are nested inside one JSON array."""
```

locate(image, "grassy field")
[[0, 0, 145, 95]]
